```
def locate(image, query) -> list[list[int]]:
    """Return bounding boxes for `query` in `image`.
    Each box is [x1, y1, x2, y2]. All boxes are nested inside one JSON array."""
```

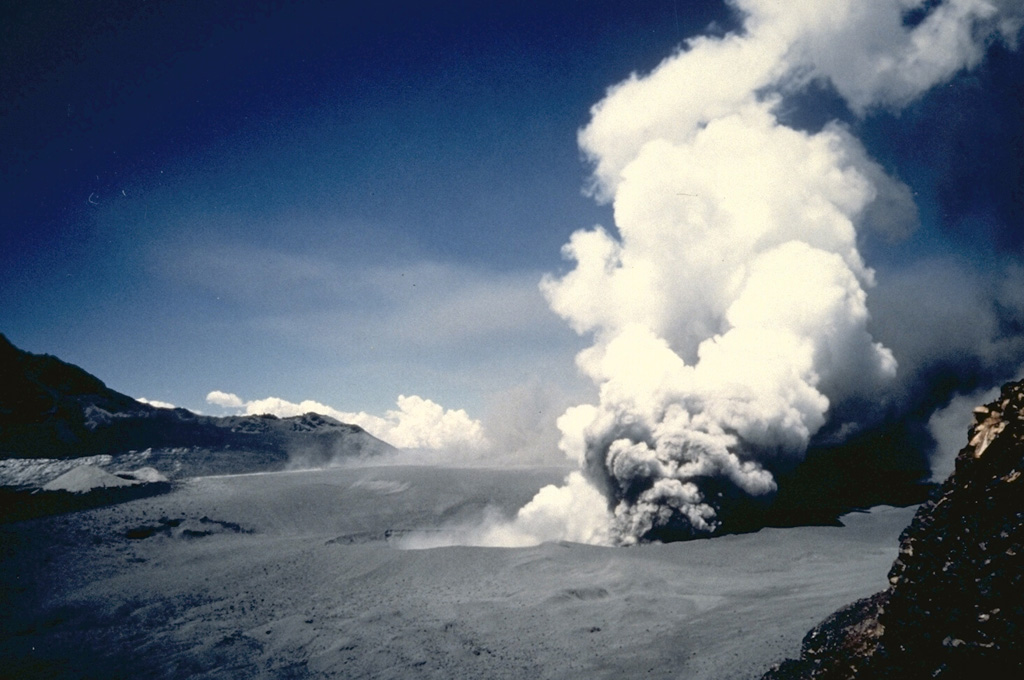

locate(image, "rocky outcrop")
[[763, 380, 1024, 679]]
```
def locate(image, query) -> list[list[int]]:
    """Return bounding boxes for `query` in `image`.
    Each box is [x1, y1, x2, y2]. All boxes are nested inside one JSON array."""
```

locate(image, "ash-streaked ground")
[[1, 465, 915, 679]]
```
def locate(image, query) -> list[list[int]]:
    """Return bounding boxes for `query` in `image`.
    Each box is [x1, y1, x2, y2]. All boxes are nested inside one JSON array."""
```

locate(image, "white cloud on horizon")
[[137, 397, 176, 409], [205, 390, 245, 409], [205, 390, 489, 452]]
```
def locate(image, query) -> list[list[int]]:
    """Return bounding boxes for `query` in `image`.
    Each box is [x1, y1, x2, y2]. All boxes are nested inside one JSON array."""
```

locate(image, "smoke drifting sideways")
[[478, 0, 1024, 547]]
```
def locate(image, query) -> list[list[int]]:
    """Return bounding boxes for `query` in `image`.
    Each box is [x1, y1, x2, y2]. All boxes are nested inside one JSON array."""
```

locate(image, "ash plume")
[[491, 0, 1024, 546]]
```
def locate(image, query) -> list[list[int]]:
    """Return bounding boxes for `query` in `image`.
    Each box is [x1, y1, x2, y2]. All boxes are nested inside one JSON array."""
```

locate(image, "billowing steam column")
[[544, 108, 900, 543], [503, 0, 1024, 546]]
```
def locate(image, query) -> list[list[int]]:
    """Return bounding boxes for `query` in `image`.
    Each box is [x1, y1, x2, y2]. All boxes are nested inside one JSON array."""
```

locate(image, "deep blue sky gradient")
[[2, 0, 1021, 416]]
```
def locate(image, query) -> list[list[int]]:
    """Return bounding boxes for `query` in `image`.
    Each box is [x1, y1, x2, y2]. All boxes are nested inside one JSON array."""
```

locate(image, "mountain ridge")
[[0, 333, 395, 473]]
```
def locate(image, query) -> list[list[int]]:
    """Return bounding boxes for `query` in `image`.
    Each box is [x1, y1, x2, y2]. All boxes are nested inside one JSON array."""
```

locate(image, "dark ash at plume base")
[[581, 419, 937, 544]]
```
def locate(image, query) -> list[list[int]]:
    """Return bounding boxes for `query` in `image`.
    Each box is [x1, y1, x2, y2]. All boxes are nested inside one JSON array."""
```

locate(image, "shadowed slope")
[[0, 333, 394, 465]]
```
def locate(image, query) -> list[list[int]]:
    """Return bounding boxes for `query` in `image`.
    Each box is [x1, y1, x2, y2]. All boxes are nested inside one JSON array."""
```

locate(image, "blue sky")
[[2, 1, 1023, 456], [1, 1, 733, 414]]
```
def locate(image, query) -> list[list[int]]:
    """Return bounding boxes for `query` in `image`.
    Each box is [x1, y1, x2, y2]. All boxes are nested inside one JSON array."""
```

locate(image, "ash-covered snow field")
[[1, 464, 914, 679]]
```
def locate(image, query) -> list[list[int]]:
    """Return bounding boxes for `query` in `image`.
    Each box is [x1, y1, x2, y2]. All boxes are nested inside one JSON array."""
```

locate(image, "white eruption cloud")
[[205, 391, 488, 452], [492, 0, 1023, 546]]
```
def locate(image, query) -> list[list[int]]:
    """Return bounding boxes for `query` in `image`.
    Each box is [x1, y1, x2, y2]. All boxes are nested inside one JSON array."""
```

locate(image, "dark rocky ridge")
[[0, 333, 396, 511], [763, 379, 1024, 678], [0, 333, 393, 463]]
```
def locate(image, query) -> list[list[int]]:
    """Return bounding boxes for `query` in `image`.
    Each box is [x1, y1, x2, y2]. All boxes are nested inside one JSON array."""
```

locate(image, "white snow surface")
[[1, 464, 916, 679]]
